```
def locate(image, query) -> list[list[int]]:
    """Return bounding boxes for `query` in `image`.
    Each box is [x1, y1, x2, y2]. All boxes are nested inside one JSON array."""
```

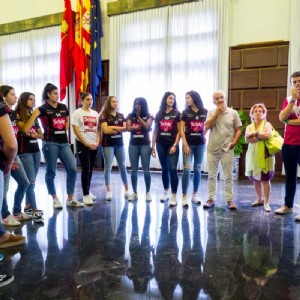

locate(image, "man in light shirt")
[[204, 90, 242, 210]]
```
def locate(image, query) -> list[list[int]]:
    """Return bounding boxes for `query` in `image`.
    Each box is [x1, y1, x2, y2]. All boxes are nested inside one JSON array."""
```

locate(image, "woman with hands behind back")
[[151, 92, 181, 207], [72, 92, 100, 205]]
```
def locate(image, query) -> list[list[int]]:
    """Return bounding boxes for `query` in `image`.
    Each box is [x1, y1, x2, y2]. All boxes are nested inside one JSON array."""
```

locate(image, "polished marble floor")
[[0, 166, 300, 300]]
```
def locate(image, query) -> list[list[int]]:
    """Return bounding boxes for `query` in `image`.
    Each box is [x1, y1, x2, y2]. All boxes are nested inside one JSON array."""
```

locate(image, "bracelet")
[[290, 99, 296, 104]]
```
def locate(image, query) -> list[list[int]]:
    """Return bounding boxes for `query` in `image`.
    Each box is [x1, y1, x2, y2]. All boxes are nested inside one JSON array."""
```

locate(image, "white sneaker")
[[33, 211, 44, 223], [275, 205, 293, 215], [169, 194, 177, 206], [146, 192, 152, 202], [13, 212, 32, 221], [192, 194, 201, 204], [53, 197, 63, 209], [1, 215, 21, 226], [128, 193, 138, 201], [106, 191, 112, 201], [66, 199, 84, 207], [89, 192, 96, 201], [160, 193, 169, 202], [83, 195, 94, 206], [124, 190, 130, 198], [182, 195, 189, 207]]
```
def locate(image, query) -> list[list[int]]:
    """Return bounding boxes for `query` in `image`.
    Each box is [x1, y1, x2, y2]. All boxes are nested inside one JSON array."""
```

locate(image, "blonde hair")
[[249, 103, 267, 121]]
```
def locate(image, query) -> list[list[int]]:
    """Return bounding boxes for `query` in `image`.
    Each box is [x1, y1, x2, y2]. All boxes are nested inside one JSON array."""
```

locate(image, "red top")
[[281, 97, 300, 145]]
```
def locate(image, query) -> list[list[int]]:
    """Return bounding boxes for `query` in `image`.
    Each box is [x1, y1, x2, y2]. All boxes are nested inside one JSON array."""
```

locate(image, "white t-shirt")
[[71, 108, 99, 144]]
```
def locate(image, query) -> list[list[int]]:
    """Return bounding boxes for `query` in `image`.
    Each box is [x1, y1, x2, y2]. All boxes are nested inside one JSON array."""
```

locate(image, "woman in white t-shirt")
[[72, 92, 100, 205]]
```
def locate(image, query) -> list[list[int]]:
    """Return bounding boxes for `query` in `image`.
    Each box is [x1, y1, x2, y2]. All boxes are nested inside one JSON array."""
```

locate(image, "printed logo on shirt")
[[190, 121, 203, 132], [132, 122, 141, 134], [52, 117, 66, 130], [160, 120, 173, 132], [83, 116, 97, 128]]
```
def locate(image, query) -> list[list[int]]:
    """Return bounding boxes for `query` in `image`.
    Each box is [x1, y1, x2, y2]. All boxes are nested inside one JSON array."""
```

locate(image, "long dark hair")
[[15, 92, 35, 122], [0, 85, 14, 97], [185, 90, 205, 110], [130, 97, 149, 117], [42, 83, 58, 102], [156, 91, 177, 120], [100, 96, 117, 118]]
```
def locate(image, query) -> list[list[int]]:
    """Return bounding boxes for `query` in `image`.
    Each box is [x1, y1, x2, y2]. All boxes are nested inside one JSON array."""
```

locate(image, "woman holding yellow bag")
[[245, 103, 275, 212]]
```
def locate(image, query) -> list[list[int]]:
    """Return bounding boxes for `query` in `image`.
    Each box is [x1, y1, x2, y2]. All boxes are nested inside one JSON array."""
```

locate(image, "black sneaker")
[[24, 208, 32, 215], [24, 208, 44, 216], [0, 274, 14, 287], [33, 212, 44, 223]]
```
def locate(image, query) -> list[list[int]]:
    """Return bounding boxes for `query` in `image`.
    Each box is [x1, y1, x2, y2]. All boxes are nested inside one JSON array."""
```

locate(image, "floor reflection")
[[0, 167, 300, 300]]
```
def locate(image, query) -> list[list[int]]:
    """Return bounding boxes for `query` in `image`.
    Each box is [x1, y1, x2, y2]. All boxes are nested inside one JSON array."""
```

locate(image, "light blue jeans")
[[103, 145, 128, 186], [19, 151, 41, 209], [182, 144, 205, 194], [128, 144, 151, 193], [0, 170, 5, 235], [42, 141, 77, 195], [2, 155, 29, 217]]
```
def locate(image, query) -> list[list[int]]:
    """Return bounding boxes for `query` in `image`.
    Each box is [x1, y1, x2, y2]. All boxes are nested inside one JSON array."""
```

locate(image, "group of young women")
[[0, 84, 210, 227], [75, 89, 208, 208]]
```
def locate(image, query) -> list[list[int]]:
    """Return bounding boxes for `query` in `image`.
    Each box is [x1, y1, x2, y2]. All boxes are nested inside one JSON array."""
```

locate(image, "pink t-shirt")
[[281, 97, 300, 145]]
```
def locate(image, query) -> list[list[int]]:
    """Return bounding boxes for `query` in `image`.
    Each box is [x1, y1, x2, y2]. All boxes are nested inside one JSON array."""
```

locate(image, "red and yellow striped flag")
[[74, 0, 91, 103]]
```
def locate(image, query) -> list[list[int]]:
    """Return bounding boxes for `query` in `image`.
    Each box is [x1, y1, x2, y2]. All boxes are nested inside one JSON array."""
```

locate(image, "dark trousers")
[[282, 144, 300, 208], [76, 140, 98, 196]]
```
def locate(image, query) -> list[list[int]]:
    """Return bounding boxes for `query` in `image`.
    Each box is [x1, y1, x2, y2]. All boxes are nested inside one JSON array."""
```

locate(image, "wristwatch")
[[290, 99, 296, 104]]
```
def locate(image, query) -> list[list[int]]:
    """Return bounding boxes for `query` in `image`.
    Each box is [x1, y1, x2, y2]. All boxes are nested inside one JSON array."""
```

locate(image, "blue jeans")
[[103, 145, 128, 186], [128, 144, 151, 193], [282, 144, 300, 208], [182, 144, 205, 194], [19, 151, 41, 209], [0, 170, 5, 235], [42, 141, 77, 196], [2, 155, 29, 217], [156, 143, 179, 193]]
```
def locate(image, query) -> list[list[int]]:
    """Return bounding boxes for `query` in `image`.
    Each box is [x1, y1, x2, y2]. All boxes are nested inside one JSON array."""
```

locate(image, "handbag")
[[265, 127, 284, 155]]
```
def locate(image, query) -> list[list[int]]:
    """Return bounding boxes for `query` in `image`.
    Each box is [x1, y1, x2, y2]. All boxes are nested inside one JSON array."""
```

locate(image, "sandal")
[[264, 204, 271, 212], [251, 200, 264, 207]]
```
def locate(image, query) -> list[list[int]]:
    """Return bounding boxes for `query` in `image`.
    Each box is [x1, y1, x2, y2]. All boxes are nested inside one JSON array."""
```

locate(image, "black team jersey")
[[127, 113, 153, 146], [155, 109, 181, 146], [39, 102, 69, 143], [181, 107, 207, 145], [100, 112, 125, 147]]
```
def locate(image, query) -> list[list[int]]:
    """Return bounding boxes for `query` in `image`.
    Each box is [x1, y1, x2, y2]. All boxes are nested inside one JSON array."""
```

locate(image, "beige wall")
[[0, 0, 291, 58], [230, 0, 290, 46]]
